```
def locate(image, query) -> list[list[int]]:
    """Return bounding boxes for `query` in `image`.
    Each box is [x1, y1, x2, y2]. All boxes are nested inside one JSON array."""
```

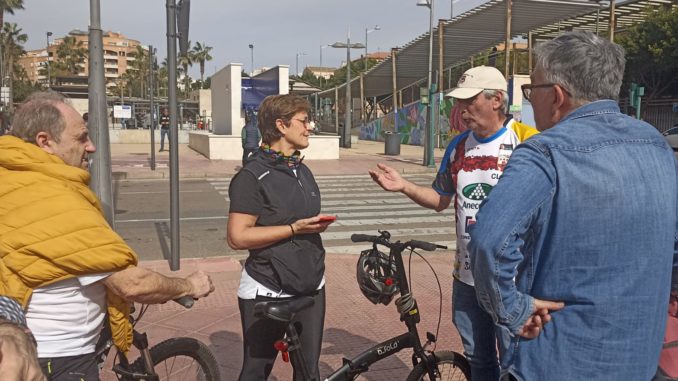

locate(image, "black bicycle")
[[97, 297, 221, 381], [254, 230, 471, 380]]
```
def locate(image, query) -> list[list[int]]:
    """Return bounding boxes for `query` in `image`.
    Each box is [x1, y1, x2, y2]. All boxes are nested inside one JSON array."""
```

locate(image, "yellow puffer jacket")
[[0, 135, 138, 353]]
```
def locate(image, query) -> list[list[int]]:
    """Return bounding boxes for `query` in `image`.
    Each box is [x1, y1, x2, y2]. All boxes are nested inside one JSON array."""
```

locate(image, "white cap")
[[445, 66, 507, 99]]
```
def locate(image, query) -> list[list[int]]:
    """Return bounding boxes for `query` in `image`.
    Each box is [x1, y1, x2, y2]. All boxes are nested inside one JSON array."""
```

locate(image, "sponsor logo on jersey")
[[462, 183, 492, 200]]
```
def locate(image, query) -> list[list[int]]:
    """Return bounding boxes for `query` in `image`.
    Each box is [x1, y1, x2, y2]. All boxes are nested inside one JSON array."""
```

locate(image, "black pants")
[[238, 288, 326, 381], [39, 353, 99, 381]]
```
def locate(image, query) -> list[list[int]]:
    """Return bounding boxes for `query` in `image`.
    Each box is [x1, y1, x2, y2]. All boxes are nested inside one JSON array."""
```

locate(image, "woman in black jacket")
[[227, 94, 335, 380]]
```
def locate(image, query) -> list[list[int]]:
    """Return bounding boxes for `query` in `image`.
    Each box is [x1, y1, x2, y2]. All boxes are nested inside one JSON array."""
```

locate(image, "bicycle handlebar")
[[350, 233, 446, 252]]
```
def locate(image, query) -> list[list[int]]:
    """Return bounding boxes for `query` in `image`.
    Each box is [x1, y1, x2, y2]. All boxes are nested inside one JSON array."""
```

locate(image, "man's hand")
[[185, 271, 215, 299], [0, 325, 46, 381], [369, 163, 406, 192], [517, 298, 564, 339]]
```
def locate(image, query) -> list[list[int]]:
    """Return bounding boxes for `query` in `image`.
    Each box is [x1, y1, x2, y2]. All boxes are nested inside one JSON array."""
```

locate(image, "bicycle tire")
[[130, 337, 221, 381], [406, 351, 471, 381]]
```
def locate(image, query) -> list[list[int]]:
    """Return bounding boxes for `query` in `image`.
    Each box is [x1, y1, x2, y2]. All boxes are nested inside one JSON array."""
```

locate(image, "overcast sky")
[[8, 0, 485, 78]]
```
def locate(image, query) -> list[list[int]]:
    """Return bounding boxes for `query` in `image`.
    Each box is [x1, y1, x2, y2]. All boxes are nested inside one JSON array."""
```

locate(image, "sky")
[[8, 0, 484, 79]]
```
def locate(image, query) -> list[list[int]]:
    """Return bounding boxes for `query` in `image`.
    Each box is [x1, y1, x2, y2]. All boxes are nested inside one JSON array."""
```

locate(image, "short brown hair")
[[11, 91, 68, 144], [257, 94, 311, 144]]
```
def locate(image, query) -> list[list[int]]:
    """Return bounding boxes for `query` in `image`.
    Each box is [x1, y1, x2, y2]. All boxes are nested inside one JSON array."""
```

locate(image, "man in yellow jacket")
[[0, 92, 215, 381]]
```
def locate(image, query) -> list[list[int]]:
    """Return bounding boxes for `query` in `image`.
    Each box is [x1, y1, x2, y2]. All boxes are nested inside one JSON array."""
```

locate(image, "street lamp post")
[[249, 43, 254, 76], [364, 25, 380, 71], [319, 44, 329, 88], [331, 36, 364, 149], [417, 0, 436, 168], [46, 31, 52, 88], [295, 52, 307, 77]]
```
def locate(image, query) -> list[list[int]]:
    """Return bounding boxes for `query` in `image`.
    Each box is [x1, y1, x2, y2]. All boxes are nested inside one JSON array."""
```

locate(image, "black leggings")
[[238, 288, 326, 381]]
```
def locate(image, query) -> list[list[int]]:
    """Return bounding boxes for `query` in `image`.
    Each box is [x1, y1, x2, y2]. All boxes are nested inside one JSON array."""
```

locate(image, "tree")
[[191, 41, 212, 88], [0, 0, 23, 33], [0, 22, 27, 111], [51, 36, 87, 76], [617, 6, 678, 98], [178, 40, 193, 96], [124, 45, 150, 98]]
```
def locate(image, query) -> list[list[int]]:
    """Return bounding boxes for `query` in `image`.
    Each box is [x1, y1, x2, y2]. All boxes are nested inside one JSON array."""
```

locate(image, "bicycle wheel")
[[131, 337, 221, 381], [406, 351, 471, 381]]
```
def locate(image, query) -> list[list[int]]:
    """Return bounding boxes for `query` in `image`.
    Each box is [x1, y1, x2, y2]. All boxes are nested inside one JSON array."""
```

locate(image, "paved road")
[[114, 174, 457, 261]]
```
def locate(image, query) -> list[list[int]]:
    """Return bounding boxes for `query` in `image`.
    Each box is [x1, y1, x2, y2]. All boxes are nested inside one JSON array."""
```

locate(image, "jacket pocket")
[[269, 240, 324, 295]]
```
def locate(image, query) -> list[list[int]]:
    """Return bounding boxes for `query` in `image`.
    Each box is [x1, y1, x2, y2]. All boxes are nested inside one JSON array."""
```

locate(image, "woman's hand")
[[291, 215, 336, 235]]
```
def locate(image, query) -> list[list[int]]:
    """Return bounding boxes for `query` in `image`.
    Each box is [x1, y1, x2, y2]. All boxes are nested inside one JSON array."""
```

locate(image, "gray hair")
[[482, 89, 509, 114], [534, 31, 625, 104], [11, 91, 69, 144]]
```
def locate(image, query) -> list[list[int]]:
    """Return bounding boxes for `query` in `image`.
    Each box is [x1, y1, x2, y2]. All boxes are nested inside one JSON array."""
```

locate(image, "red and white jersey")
[[433, 119, 538, 286]]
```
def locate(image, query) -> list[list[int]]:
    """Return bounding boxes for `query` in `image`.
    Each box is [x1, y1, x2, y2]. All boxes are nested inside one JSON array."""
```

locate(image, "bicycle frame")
[[282, 236, 442, 381]]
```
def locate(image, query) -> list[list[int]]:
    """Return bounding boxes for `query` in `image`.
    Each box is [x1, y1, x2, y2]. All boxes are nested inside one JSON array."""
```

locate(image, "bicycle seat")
[[253, 297, 315, 322]]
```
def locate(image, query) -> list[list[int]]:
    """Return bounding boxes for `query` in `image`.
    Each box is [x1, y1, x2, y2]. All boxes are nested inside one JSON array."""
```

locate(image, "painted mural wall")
[[360, 93, 467, 147]]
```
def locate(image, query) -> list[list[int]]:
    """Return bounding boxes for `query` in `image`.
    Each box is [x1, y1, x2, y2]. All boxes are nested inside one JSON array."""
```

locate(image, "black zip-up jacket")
[[228, 151, 325, 295]]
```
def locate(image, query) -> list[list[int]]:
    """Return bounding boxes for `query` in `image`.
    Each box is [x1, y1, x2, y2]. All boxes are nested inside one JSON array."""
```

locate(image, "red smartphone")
[[318, 215, 337, 222]]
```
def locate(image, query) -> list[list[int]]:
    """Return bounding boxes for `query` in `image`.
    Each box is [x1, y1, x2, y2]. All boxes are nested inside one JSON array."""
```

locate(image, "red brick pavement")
[[100, 253, 464, 381]]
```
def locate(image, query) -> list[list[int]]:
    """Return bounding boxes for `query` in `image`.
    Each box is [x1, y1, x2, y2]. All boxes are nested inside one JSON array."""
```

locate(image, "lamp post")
[[319, 44, 329, 88], [331, 35, 364, 148], [364, 25, 380, 71], [46, 31, 52, 88], [248, 43, 254, 76], [450, 0, 454, 18], [417, 0, 435, 168], [295, 51, 307, 77]]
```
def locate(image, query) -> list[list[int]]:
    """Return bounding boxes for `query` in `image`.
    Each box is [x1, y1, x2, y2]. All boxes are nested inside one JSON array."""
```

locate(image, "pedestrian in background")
[[369, 65, 538, 381], [159, 107, 170, 152], [241, 110, 260, 166], [469, 31, 678, 381], [228, 94, 335, 380]]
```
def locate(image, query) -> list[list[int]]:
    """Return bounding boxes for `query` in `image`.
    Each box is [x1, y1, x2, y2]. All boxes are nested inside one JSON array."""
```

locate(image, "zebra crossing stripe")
[[319, 227, 455, 240], [323, 241, 456, 255]]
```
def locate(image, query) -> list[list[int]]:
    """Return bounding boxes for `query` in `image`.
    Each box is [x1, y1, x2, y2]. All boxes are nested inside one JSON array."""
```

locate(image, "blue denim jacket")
[[469, 100, 678, 381]]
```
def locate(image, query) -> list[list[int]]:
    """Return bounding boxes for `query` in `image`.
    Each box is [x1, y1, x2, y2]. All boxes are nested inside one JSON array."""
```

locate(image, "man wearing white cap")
[[369, 65, 537, 380]]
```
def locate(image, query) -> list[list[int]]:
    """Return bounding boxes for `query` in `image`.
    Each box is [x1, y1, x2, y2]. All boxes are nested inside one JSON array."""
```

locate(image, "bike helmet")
[[356, 246, 399, 305]]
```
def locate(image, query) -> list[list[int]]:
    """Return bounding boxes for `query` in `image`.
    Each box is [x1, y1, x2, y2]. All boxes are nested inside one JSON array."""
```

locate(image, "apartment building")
[[18, 30, 144, 86]]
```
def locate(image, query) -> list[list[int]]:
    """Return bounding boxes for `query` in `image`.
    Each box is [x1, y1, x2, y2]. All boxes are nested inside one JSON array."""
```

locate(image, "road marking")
[[117, 215, 227, 223], [320, 227, 455, 241], [118, 190, 207, 195], [324, 241, 456, 254]]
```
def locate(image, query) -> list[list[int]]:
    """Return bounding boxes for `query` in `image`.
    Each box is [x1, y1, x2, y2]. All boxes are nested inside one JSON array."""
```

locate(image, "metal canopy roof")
[[319, 0, 675, 100], [531, 0, 677, 38]]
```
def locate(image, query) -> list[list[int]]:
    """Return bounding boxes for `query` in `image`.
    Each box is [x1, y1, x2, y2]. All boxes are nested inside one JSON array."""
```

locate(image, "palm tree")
[[0, 0, 23, 32], [52, 36, 87, 76], [1, 22, 27, 111], [177, 40, 193, 96], [191, 41, 212, 88], [126, 45, 149, 97]]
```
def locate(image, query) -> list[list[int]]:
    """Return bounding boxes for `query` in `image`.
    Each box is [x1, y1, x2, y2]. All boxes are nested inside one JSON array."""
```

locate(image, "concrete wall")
[[109, 129, 189, 144], [189, 132, 340, 160], [211, 63, 243, 135]]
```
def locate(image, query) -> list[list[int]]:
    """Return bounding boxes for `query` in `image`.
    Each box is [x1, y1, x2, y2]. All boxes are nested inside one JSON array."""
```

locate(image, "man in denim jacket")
[[469, 31, 678, 381]]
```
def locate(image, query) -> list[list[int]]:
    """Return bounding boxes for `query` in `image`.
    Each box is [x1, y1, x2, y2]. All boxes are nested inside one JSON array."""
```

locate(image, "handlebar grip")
[[173, 296, 195, 309], [409, 240, 438, 251], [351, 234, 378, 243]]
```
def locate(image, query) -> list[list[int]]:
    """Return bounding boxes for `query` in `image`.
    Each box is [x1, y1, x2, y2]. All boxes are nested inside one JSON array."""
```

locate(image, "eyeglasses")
[[521, 83, 559, 101], [291, 118, 311, 125]]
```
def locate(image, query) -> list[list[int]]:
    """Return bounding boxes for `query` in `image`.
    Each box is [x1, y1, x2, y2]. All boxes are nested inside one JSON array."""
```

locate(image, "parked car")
[[663, 125, 678, 151]]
